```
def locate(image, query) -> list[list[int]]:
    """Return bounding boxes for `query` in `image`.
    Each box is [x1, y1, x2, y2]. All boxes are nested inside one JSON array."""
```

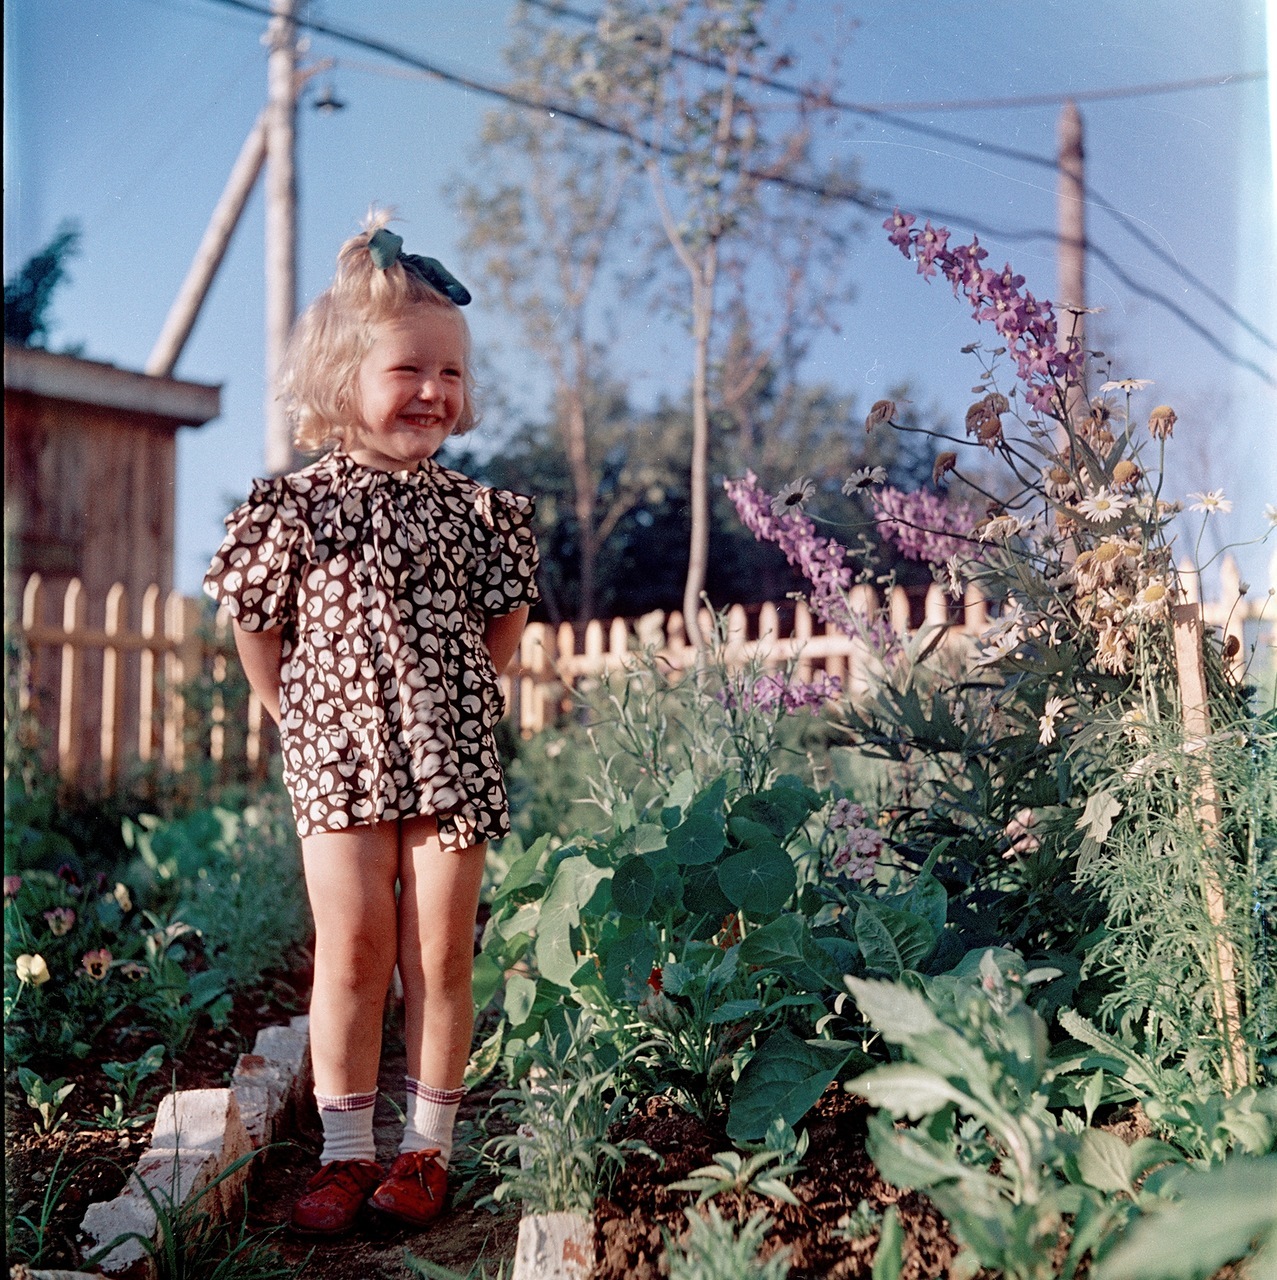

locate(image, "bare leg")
[[301, 822, 401, 1095], [396, 815, 487, 1089]]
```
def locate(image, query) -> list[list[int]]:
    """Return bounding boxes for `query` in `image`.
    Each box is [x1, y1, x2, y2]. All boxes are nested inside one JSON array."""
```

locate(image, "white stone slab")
[[79, 1190, 157, 1274], [512, 1211, 593, 1280], [151, 1087, 253, 1216]]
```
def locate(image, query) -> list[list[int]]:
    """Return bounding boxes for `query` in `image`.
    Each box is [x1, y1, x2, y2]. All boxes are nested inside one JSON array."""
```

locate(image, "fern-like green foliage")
[[666, 1207, 791, 1280]]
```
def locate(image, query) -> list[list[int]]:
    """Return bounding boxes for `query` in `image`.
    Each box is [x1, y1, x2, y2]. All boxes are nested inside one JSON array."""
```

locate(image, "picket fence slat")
[[13, 562, 1273, 785]]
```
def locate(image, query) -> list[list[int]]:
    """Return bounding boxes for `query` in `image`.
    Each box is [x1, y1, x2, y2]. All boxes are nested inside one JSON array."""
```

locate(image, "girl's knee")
[[316, 932, 397, 993]]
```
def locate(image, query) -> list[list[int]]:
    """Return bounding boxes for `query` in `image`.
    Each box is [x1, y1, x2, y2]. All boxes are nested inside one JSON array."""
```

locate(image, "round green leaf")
[[682, 862, 733, 918], [716, 844, 797, 916], [667, 813, 727, 866], [652, 869, 684, 915], [612, 857, 656, 917]]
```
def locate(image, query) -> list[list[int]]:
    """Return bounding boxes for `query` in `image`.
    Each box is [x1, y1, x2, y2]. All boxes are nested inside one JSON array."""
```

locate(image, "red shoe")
[[289, 1158, 384, 1236], [367, 1148, 449, 1227]]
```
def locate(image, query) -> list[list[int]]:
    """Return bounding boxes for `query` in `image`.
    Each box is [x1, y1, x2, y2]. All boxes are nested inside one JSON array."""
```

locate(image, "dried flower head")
[[932, 452, 958, 485], [1147, 404, 1177, 439], [1111, 459, 1141, 490], [865, 400, 896, 432]]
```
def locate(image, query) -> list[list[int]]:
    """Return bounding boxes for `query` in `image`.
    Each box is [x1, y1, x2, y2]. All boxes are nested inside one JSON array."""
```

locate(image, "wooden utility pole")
[[146, 113, 269, 377], [1171, 602, 1250, 1093], [1058, 100, 1087, 431], [264, 0, 301, 476]]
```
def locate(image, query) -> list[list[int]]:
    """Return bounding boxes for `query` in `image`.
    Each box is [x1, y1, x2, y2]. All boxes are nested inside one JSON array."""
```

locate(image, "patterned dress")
[[203, 448, 539, 852]]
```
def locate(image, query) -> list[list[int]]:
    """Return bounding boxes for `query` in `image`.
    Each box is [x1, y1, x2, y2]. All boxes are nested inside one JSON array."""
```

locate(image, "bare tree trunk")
[[682, 251, 717, 646], [565, 351, 598, 626]]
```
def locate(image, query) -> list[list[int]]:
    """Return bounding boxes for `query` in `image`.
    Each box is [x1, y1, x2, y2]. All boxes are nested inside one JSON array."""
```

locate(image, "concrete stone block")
[[19, 1269, 108, 1279], [252, 1024, 311, 1102], [151, 1088, 253, 1217], [129, 1146, 221, 1211], [79, 1190, 157, 1274], [512, 1211, 593, 1280], [230, 1053, 289, 1146]]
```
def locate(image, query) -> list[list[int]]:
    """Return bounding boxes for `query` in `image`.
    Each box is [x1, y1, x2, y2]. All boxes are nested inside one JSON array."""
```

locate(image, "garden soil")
[[594, 1089, 968, 1280]]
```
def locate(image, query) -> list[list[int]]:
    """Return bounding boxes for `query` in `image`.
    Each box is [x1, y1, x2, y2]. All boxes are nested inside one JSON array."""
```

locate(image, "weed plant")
[[665, 1206, 792, 1280]]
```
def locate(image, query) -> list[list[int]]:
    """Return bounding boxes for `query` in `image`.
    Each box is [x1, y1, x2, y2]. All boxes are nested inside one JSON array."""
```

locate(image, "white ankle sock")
[[401, 1079, 465, 1165], [315, 1089, 378, 1164]]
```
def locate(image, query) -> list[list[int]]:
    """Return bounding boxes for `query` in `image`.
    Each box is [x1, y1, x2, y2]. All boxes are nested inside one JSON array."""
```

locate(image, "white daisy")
[[978, 514, 1027, 542], [841, 466, 888, 494], [1099, 379, 1153, 393], [770, 477, 815, 517], [1038, 695, 1067, 746], [1265, 504, 1277, 528], [1076, 489, 1131, 522], [1187, 490, 1232, 515]]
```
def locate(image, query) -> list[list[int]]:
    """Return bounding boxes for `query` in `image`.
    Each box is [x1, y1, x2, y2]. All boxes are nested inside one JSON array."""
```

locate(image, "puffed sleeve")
[[203, 477, 309, 631], [471, 487, 541, 617]]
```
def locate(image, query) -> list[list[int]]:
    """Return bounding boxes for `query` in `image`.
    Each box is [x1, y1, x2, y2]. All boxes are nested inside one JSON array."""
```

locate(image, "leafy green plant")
[[665, 1206, 792, 1280], [834, 1197, 882, 1242], [17, 1067, 75, 1132], [6, 1145, 118, 1266], [84, 1043, 166, 1130], [84, 1147, 301, 1280], [668, 1127, 808, 1209], [846, 954, 1185, 1280], [484, 1012, 646, 1216]]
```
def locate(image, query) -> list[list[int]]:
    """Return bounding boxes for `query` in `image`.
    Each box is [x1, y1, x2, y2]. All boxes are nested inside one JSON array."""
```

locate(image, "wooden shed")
[[5, 344, 221, 787], [4, 342, 221, 609]]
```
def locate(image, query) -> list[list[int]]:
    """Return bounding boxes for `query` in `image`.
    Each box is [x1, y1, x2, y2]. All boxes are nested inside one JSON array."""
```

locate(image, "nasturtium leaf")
[[652, 869, 684, 915], [603, 927, 656, 1002], [681, 861, 734, 917], [503, 974, 537, 1028], [730, 782, 819, 838], [635, 823, 668, 854], [667, 813, 727, 866], [534, 854, 610, 986], [717, 844, 797, 916], [726, 1029, 855, 1141], [691, 776, 728, 818], [727, 816, 777, 848], [662, 770, 697, 827], [611, 856, 657, 918]]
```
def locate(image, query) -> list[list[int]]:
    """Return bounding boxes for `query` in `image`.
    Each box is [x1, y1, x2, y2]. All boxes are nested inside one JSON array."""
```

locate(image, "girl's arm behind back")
[[483, 607, 529, 676], [232, 621, 284, 727]]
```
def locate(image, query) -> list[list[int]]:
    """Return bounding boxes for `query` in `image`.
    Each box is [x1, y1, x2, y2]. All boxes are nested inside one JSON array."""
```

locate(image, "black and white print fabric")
[[204, 449, 539, 852]]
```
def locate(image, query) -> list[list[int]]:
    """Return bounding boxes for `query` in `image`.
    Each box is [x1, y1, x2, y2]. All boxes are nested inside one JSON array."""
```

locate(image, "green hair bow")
[[367, 227, 471, 306]]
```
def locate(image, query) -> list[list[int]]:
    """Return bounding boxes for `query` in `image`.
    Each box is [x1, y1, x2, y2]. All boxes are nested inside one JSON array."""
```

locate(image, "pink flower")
[[3, 874, 22, 900], [843, 855, 879, 883], [81, 948, 113, 981], [871, 487, 982, 566], [883, 208, 916, 256], [44, 907, 76, 937], [828, 799, 868, 831]]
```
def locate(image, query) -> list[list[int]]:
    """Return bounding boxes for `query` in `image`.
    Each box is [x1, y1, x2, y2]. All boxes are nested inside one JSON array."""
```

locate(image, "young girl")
[[204, 213, 539, 1235]]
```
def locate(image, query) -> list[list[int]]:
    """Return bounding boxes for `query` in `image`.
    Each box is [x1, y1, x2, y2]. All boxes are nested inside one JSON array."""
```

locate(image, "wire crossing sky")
[[4, 0, 1274, 595]]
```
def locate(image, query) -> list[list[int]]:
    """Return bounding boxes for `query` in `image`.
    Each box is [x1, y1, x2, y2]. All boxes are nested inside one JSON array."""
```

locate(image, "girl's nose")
[[417, 376, 443, 403]]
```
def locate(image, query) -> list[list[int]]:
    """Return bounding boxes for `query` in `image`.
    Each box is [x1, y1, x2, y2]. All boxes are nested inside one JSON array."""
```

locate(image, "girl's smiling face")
[[348, 306, 467, 470]]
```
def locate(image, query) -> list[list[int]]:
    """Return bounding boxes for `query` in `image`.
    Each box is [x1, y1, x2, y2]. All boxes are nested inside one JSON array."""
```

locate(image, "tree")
[[558, 0, 861, 642], [459, 19, 638, 628], [4, 221, 81, 348]]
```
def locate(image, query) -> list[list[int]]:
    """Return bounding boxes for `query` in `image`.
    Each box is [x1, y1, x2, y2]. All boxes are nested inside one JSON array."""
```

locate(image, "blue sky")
[[5, 0, 1274, 599]]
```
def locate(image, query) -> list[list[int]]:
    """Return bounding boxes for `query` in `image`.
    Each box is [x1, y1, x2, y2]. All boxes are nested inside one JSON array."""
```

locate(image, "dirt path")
[[246, 1023, 520, 1280]]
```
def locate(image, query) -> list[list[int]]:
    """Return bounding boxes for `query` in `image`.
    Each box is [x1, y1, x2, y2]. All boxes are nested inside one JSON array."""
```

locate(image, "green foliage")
[[1092, 1155, 1277, 1280], [85, 1043, 167, 1130], [124, 801, 311, 985], [16, 1067, 75, 1132], [3, 220, 80, 347], [669, 1125, 808, 1208], [665, 1206, 792, 1280], [484, 1013, 644, 1216]]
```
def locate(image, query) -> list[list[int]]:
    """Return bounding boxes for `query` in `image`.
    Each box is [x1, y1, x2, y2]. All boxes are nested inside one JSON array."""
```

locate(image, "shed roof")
[[3, 343, 220, 427]]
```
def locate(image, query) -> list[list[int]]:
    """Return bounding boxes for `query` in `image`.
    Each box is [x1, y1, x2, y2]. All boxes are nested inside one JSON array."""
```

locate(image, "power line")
[[197, 0, 1275, 387], [525, 0, 1275, 355]]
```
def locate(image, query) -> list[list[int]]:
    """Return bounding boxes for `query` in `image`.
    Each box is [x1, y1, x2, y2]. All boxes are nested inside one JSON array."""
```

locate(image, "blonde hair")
[[281, 209, 479, 453]]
